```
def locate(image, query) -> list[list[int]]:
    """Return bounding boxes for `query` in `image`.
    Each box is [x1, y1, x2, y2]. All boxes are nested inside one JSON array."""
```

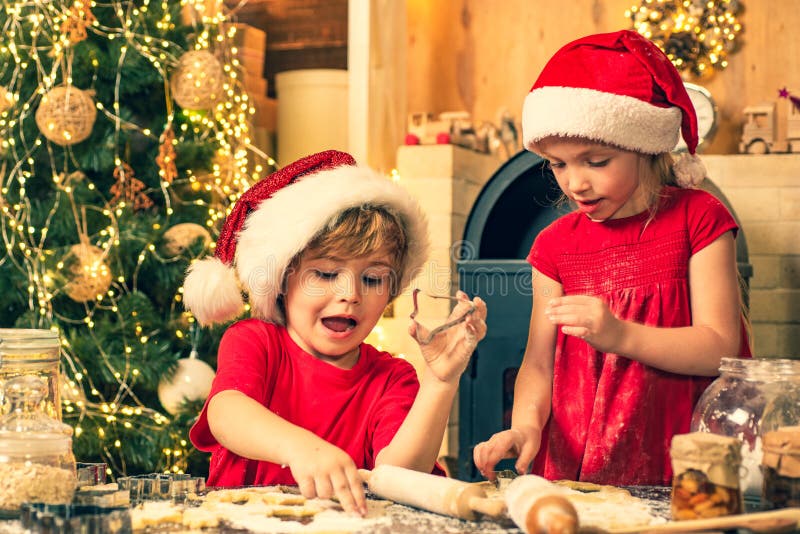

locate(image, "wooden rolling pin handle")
[[526, 495, 579, 534], [467, 496, 507, 518]]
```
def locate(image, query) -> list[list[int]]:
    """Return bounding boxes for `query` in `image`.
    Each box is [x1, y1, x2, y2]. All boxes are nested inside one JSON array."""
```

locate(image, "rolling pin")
[[504, 475, 579, 534], [359, 465, 506, 521]]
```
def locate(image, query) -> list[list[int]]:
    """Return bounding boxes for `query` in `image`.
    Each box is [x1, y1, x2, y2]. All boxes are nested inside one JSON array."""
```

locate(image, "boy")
[[184, 150, 487, 515]]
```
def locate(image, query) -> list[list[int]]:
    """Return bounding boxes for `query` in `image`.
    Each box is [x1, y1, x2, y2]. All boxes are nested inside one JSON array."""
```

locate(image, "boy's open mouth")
[[322, 316, 357, 332]]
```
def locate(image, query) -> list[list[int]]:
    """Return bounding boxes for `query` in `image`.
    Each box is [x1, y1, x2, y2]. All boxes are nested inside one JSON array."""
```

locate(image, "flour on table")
[[504, 476, 666, 532]]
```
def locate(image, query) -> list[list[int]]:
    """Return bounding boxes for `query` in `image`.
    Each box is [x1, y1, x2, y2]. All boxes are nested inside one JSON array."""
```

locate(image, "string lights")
[[626, 0, 743, 78], [0, 0, 274, 476]]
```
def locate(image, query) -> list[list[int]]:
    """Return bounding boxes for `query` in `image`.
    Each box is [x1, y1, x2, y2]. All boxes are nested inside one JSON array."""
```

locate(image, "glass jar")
[[670, 432, 743, 520], [691, 357, 800, 498], [0, 375, 77, 517], [0, 328, 62, 421], [761, 426, 800, 509]]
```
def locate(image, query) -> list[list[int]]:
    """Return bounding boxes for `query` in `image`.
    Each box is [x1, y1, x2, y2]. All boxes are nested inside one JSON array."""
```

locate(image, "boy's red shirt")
[[190, 319, 423, 486]]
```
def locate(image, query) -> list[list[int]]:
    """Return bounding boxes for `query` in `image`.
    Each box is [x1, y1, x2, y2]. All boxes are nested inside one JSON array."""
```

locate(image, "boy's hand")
[[287, 439, 367, 516], [410, 291, 487, 384], [473, 426, 542, 481], [544, 295, 623, 353]]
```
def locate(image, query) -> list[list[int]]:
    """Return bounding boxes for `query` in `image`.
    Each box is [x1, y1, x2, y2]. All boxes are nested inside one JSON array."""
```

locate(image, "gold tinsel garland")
[[627, 0, 743, 78]]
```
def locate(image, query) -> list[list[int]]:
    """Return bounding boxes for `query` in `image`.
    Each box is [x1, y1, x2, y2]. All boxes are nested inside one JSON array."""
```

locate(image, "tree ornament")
[[170, 50, 225, 110], [161, 222, 211, 257], [61, 0, 96, 44], [35, 85, 97, 146], [109, 162, 153, 211], [157, 352, 216, 415], [0, 86, 14, 114], [61, 242, 113, 303], [156, 124, 178, 183], [626, 0, 743, 78]]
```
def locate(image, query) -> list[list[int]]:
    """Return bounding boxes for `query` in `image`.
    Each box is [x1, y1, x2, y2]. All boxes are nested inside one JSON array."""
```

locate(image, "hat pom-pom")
[[184, 256, 244, 326], [673, 153, 707, 188]]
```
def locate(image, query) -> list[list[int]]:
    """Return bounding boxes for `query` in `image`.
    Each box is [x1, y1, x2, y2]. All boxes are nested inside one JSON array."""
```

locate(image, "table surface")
[[361, 486, 673, 534], [0, 486, 694, 534]]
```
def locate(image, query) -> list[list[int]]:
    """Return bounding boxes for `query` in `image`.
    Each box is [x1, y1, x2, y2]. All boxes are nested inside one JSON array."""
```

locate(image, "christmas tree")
[[0, 0, 270, 477]]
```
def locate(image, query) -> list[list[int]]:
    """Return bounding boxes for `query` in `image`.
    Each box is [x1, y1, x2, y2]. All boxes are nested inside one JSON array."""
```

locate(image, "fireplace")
[[455, 150, 753, 481]]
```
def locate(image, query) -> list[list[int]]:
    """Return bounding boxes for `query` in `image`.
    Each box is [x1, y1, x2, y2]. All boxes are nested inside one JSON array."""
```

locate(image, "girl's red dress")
[[527, 186, 752, 486]]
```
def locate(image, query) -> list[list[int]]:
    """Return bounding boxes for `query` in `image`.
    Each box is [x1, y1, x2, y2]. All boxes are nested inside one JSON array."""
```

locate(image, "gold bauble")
[[62, 243, 112, 303], [170, 50, 225, 110], [35, 86, 97, 146], [161, 222, 212, 257], [0, 86, 14, 114]]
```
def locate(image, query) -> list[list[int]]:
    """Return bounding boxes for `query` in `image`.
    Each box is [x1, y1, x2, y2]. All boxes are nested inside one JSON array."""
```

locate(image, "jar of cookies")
[[761, 426, 800, 509], [691, 357, 800, 498], [670, 432, 743, 521], [0, 328, 62, 420], [0, 375, 77, 517]]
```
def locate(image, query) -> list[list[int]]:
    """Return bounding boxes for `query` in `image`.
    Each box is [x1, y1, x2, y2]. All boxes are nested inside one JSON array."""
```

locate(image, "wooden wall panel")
[[407, 0, 800, 155], [227, 0, 347, 97]]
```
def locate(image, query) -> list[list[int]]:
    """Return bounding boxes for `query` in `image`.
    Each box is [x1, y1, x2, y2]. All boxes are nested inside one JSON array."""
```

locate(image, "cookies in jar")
[[670, 432, 743, 520]]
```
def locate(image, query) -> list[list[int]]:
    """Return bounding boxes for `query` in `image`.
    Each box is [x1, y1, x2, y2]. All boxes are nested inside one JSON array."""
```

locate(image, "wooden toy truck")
[[740, 101, 800, 154]]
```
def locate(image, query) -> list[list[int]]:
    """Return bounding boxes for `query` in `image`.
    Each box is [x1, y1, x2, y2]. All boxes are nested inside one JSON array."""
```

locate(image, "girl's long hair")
[[641, 152, 752, 354]]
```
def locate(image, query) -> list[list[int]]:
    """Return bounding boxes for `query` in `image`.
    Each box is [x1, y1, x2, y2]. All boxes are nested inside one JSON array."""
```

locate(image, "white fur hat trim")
[[523, 86, 682, 154]]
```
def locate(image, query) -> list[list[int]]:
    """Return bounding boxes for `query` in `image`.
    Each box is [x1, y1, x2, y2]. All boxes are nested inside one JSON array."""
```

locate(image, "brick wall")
[[703, 154, 800, 358]]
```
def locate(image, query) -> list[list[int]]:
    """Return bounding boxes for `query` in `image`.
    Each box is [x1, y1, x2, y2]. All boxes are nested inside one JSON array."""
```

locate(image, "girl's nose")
[[566, 170, 591, 195]]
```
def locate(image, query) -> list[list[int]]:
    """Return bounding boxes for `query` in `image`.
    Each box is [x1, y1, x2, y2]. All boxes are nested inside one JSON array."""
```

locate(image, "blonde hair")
[[640, 152, 751, 347], [638, 152, 678, 216], [286, 205, 409, 297]]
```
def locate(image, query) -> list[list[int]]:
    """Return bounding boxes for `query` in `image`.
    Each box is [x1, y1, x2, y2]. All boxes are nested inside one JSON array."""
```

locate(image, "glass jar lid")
[[0, 376, 73, 456], [0, 328, 60, 362], [671, 432, 742, 488], [762, 426, 800, 478]]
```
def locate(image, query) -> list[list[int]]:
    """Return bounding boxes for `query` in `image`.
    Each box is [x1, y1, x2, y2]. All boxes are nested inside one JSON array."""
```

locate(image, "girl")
[[184, 151, 487, 515], [473, 30, 750, 486]]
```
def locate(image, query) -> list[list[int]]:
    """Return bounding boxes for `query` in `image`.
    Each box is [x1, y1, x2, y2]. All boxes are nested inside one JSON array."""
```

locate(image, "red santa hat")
[[522, 30, 705, 186], [184, 150, 430, 326]]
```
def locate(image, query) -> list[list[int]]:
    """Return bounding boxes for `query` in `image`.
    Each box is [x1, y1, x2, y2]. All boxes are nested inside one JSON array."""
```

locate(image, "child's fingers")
[[473, 432, 515, 479], [314, 475, 335, 500], [465, 317, 487, 345], [348, 468, 368, 516], [561, 325, 589, 339], [332, 470, 366, 517], [296, 474, 318, 499], [475, 296, 487, 319], [472, 441, 496, 480], [515, 439, 538, 476]]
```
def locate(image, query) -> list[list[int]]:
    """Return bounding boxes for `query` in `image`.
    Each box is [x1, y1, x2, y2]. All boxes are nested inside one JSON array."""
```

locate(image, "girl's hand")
[[473, 426, 542, 480], [287, 439, 367, 516], [410, 291, 487, 385], [544, 295, 623, 353]]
